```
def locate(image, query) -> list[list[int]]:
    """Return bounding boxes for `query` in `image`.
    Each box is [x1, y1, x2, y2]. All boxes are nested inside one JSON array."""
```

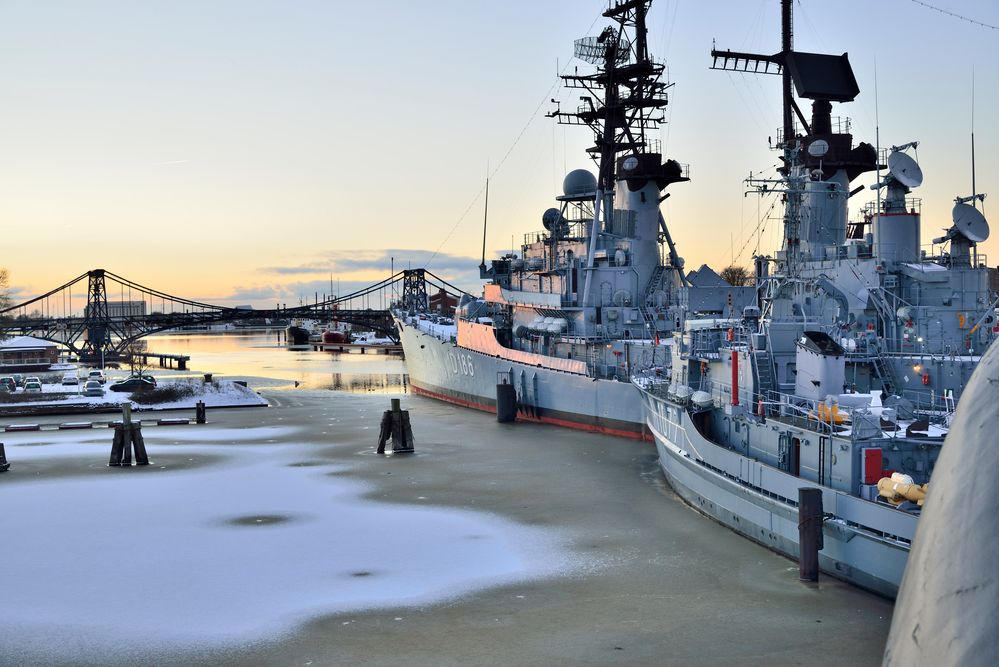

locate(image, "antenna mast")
[[971, 69, 977, 208], [480, 177, 490, 269]]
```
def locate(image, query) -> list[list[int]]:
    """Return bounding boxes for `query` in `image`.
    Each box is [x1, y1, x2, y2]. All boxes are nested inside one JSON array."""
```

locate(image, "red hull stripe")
[[410, 384, 652, 442]]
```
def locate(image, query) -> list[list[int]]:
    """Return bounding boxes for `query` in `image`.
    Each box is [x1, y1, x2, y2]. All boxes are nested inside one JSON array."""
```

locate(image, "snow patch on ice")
[[0, 433, 573, 660]]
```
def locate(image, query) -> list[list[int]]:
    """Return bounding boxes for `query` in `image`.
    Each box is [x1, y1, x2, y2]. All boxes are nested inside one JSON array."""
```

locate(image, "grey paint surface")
[[883, 340, 999, 665]]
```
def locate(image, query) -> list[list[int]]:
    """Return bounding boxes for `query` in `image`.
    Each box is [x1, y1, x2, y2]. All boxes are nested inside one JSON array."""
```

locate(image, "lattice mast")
[[550, 0, 670, 193], [548, 0, 677, 304]]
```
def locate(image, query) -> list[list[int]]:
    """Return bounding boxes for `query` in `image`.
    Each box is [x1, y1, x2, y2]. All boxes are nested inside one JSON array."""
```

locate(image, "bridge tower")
[[401, 269, 428, 313], [83, 269, 121, 363]]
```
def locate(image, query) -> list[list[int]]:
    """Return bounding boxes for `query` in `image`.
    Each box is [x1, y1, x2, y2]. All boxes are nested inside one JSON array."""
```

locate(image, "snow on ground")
[[0, 378, 267, 412], [0, 428, 572, 660]]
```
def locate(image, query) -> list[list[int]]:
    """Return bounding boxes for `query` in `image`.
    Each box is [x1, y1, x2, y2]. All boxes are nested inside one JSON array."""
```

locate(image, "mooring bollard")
[[377, 398, 415, 454], [0, 442, 10, 472], [109, 404, 148, 466], [195, 400, 207, 424], [798, 487, 824, 582], [132, 423, 149, 465], [109, 424, 127, 467]]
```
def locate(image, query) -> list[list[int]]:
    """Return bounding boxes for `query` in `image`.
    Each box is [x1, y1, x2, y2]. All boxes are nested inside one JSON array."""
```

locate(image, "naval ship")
[[633, 0, 997, 597], [395, 0, 748, 439]]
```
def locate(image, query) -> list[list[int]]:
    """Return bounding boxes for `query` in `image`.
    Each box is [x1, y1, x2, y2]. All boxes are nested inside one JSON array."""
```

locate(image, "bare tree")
[[0, 268, 10, 313], [125, 339, 151, 376], [720, 265, 753, 287]]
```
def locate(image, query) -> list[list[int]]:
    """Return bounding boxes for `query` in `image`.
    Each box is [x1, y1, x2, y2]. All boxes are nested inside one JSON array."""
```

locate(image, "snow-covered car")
[[86, 370, 107, 384], [61, 373, 80, 386], [83, 380, 104, 397], [23, 380, 42, 393]]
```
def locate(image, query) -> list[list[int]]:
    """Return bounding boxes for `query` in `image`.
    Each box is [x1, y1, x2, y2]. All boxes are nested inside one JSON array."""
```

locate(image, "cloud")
[[176, 249, 487, 309], [260, 248, 481, 283]]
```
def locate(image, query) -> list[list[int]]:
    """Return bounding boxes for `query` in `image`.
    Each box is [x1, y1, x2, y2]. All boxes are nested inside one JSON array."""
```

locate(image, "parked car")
[[87, 369, 107, 384], [128, 372, 157, 386], [109, 377, 156, 392], [61, 373, 80, 386], [0, 376, 16, 392], [25, 376, 41, 384], [11, 373, 24, 387], [23, 380, 42, 393], [83, 380, 104, 397]]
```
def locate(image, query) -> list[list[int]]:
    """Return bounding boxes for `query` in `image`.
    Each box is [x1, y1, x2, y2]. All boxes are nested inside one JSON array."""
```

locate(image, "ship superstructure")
[[633, 0, 996, 597], [395, 0, 749, 438]]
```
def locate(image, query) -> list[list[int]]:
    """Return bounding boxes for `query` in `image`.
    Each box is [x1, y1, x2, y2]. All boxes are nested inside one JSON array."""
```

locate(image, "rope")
[[423, 8, 605, 271], [907, 0, 998, 30]]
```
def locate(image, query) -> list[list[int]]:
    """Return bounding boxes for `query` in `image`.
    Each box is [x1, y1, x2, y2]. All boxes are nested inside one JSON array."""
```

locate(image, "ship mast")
[[548, 0, 680, 305], [710, 0, 808, 272], [710, 0, 870, 279]]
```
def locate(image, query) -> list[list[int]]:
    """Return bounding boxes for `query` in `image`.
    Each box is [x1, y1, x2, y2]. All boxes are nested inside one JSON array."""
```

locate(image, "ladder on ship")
[[870, 349, 899, 397], [587, 345, 604, 378], [751, 349, 777, 400], [645, 265, 666, 296], [846, 263, 897, 329], [638, 305, 658, 339], [638, 265, 668, 340]]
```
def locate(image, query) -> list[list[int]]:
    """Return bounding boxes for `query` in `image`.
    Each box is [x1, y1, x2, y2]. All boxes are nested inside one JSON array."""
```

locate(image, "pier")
[[133, 351, 191, 369], [311, 342, 403, 354]]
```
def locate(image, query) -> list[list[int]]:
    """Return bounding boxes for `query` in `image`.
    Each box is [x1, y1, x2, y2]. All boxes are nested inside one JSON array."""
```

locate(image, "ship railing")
[[775, 116, 851, 146], [631, 367, 671, 396], [923, 244, 989, 270], [865, 338, 976, 359], [890, 389, 956, 425], [861, 198, 922, 217], [522, 219, 588, 248]]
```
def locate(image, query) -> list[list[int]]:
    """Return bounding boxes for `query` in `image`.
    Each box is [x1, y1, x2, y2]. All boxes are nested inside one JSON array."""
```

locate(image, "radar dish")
[[574, 34, 631, 66], [952, 203, 990, 243], [887, 151, 924, 188], [807, 139, 829, 157]]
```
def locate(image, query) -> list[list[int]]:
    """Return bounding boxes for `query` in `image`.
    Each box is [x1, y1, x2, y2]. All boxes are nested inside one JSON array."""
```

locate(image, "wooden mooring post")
[[377, 398, 414, 454], [109, 404, 150, 467], [798, 487, 823, 582]]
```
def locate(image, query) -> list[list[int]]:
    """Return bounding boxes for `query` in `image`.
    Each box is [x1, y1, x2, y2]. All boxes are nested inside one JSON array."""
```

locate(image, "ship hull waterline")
[[397, 316, 652, 441], [639, 390, 912, 599]]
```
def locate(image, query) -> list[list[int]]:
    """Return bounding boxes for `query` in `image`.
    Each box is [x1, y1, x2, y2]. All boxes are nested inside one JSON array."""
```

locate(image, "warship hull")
[[638, 388, 915, 598], [397, 316, 649, 440]]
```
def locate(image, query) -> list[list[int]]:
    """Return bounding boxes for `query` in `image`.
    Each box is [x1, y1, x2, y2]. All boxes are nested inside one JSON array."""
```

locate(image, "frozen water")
[[0, 431, 571, 660]]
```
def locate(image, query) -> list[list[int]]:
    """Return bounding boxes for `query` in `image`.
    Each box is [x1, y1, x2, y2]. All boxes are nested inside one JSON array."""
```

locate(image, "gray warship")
[[633, 0, 997, 597], [395, 0, 747, 439]]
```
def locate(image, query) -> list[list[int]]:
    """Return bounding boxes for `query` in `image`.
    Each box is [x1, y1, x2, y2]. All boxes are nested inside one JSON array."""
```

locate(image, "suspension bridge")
[[0, 268, 466, 366]]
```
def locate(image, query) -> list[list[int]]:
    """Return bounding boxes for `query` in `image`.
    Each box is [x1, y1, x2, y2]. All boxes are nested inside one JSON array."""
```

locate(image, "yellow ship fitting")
[[877, 477, 928, 506], [809, 402, 848, 424]]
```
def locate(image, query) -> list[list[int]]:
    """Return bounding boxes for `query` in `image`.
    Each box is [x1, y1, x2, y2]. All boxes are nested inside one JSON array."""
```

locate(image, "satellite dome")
[[562, 169, 597, 197]]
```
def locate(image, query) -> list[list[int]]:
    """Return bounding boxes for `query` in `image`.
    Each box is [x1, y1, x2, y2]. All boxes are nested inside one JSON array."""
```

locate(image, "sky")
[[1, 0, 997, 309]]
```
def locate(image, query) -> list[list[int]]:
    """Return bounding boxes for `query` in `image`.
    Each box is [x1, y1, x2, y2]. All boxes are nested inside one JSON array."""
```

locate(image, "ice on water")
[[0, 428, 570, 659]]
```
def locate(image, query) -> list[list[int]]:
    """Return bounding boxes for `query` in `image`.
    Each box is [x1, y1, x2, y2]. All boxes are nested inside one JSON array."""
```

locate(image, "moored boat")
[[633, 0, 996, 597], [395, 0, 747, 438]]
